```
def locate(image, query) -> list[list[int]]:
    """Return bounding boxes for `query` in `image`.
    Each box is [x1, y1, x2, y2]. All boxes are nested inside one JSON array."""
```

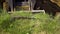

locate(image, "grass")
[[0, 11, 60, 34]]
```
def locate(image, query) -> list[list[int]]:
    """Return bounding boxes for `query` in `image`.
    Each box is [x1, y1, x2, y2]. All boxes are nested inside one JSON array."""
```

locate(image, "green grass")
[[0, 11, 60, 34]]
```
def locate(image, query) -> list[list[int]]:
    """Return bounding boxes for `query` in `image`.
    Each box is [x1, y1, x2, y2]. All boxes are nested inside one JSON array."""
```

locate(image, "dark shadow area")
[[14, 0, 28, 7], [13, 0, 28, 11], [34, 0, 60, 17], [0, 2, 3, 13]]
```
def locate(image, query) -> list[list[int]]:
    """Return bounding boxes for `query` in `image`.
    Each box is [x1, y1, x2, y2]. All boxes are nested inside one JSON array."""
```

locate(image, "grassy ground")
[[0, 11, 60, 34]]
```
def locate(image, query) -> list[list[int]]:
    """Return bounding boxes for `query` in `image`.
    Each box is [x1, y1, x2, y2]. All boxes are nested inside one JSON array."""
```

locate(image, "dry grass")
[[51, 0, 60, 6]]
